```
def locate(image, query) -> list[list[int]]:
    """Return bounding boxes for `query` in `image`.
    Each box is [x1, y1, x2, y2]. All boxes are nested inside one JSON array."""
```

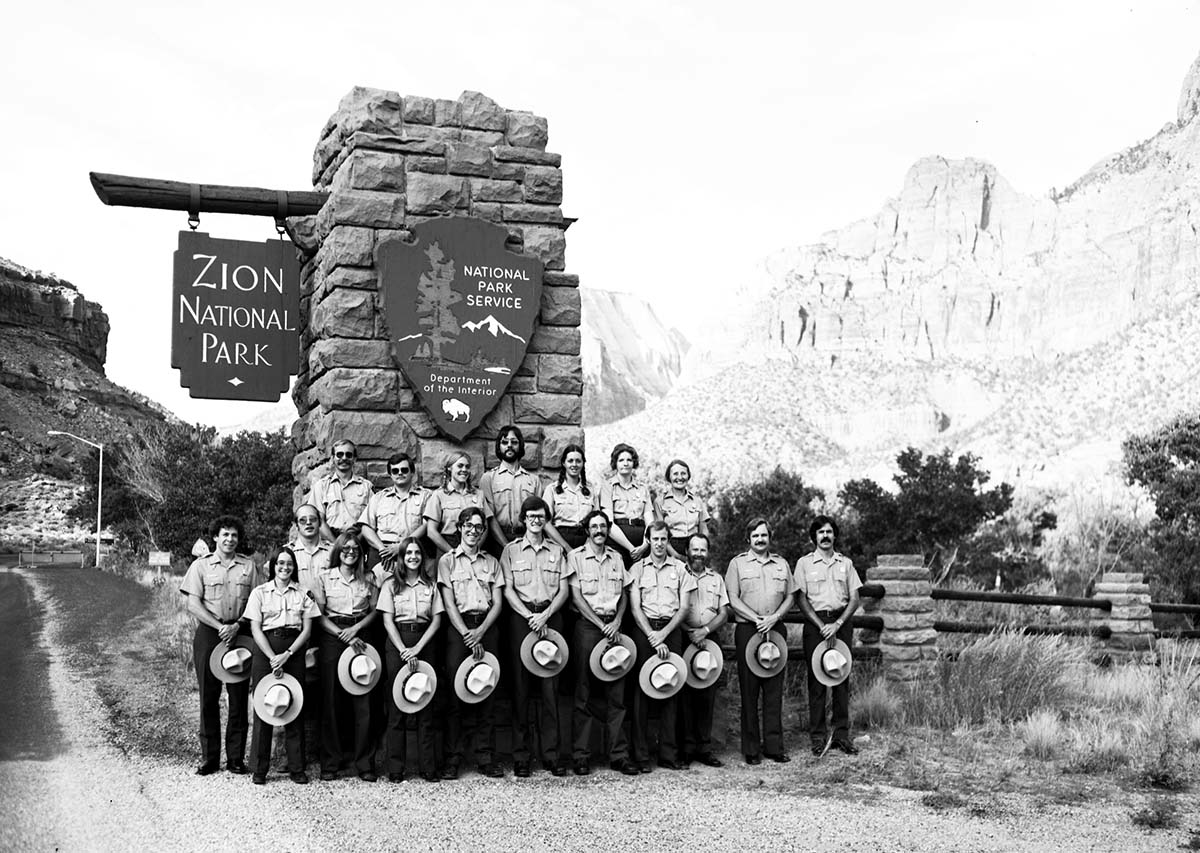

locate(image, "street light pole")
[[47, 430, 104, 568]]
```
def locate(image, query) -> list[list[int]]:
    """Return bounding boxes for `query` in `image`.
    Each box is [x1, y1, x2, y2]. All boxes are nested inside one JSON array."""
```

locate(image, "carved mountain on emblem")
[[461, 314, 526, 344]]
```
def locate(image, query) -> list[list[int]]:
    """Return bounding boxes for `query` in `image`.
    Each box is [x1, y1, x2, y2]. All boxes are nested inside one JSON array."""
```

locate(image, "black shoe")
[[574, 760, 591, 776], [638, 762, 652, 774], [745, 754, 761, 765], [695, 752, 724, 767], [388, 772, 404, 783], [833, 739, 859, 755], [441, 762, 460, 780], [549, 762, 567, 777], [195, 762, 219, 776], [290, 772, 309, 785], [359, 771, 378, 783], [421, 771, 441, 784], [658, 759, 682, 770], [514, 761, 531, 778], [320, 770, 337, 781], [226, 761, 249, 775], [481, 762, 505, 778], [764, 752, 790, 763], [610, 759, 640, 776]]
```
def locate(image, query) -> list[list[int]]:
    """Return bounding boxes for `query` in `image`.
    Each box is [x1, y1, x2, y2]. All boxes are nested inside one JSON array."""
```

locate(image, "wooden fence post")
[[867, 555, 937, 682], [1092, 572, 1156, 665]]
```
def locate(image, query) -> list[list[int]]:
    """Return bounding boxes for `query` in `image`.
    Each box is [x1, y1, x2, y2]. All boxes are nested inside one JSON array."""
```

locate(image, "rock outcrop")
[[0, 258, 110, 370]]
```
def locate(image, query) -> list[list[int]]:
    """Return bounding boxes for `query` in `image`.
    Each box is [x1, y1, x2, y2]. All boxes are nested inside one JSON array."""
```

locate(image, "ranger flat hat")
[[519, 628, 570, 678], [455, 652, 501, 704], [811, 637, 853, 687], [745, 629, 789, 679], [588, 634, 637, 682], [392, 660, 438, 713], [252, 671, 304, 726], [638, 652, 688, 700], [337, 643, 383, 695], [209, 634, 255, 684], [682, 639, 724, 689]]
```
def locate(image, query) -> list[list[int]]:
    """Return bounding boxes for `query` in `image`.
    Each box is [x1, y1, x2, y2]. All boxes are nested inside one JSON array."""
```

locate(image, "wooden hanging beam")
[[89, 172, 329, 217]]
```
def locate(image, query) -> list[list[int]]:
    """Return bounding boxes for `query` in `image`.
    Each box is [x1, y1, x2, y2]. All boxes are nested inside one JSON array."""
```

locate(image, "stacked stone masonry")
[[1092, 571, 1157, 665], [288, 88, 582, 498], [867, 555, 938, 682]]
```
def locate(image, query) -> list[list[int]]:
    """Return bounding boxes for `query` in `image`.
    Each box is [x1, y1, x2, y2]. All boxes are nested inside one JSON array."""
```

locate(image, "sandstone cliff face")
[[0, 258, 110, 370], [581, 288, 689, 425], [745, 64, 1200, 364]]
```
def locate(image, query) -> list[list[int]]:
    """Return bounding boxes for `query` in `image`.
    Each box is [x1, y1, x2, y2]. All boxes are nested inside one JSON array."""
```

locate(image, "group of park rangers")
[[181, 427, 862, 786]]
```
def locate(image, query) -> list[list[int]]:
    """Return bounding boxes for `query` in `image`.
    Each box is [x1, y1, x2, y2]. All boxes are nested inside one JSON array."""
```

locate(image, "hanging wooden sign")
[[171, 232, 301, 402], [377, 217, 543, 441]]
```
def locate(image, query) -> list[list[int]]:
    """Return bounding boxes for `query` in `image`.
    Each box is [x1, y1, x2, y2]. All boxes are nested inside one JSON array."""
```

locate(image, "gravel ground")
[[2, 568, 1195, 853]]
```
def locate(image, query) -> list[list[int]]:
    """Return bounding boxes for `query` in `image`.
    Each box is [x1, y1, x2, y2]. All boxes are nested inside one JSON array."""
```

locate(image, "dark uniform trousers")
[[317, 626, 376, 774], [572, 619, 629, 762], [630, 620, 683, 764], [193, 623, 249, 766], [445, 614, 498, 767], [384, 624, 437, 777], [249, 628, 306, 774], [802, 614, 854, 744], [734, 622, 785, 758], [507, 607, 562, 766], [680, 677, 719, 758]]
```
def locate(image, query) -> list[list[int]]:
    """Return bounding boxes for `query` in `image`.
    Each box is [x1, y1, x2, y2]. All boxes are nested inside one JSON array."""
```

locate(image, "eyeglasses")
[[462, 523, 486, 532], [390, 466, 411, 474], [341, 546, 361, 554], [524, 514, 546, 522], [297, 516, 319, 525], [334, 451, 356, 459]]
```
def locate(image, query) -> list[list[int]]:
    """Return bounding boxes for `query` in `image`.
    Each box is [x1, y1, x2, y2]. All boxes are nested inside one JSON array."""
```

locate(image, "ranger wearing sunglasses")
[[308, 439, 374, 541], [360, 452, 429, 569]]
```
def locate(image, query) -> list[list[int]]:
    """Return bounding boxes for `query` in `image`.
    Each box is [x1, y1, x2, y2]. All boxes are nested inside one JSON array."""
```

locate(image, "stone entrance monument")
[[287, 88, 582, 495]]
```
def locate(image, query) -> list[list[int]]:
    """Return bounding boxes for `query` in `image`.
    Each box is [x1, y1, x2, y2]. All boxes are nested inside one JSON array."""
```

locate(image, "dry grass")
[[851, 676, 902, 729], [1017, 709, 1062, 760]]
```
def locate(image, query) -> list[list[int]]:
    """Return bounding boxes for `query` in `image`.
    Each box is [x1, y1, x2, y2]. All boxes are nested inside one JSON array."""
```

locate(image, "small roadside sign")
[[149, 551, 172, 567]]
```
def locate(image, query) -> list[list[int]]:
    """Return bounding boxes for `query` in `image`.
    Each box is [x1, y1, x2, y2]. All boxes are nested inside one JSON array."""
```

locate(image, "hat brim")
[[638, 652, 688, 699], [519, 628, 570, 678], [454, 652, 501, 704], [682, 639, 725, 689], [337, 643, 383, 695], [744, 630, 790, 679], [252, 671, 304, 726], [811, 637, 853, 687], [209, 634, 256, 684], [588, 634, 637, 682], [392, 660, 438, 713]]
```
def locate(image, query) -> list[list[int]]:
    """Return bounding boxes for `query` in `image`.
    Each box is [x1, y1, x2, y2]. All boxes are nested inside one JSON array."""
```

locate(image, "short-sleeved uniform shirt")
[[181, 553, 259, 623], [423, 486, 493, 536], [315, 567, 376, 618], [659, 490, 708, 538], [501, 537, 572, 607], [543, 481, 597, 528], [377, 575, 444, 623], [242, 580, 320, 630], [480, 466, 542, 532], [684, 567, 731, 629], [359, 486, 428, 542], [600, 477, 654, 523], [794, 550, 862, 612], [568, 545, 631, 618], [725, 550, 797, 619], [437, 547, 504, 615], [631, 555, 697, 620], [287, 538, 332, 593], [309, 473, 373, 532]]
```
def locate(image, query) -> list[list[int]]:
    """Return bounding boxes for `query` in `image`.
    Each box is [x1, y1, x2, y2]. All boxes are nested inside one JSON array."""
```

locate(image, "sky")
[[2, 1, 1197, 427]]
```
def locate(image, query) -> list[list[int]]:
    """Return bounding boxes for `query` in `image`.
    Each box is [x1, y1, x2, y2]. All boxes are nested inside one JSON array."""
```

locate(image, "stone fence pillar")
[[867, 555, 937, 682], [1092, 571, 1156, 665]]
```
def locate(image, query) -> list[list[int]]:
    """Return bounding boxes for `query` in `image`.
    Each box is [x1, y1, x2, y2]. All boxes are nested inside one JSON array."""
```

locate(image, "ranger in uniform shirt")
[[180, 514, 260, 776], [567, 509, 639, 776], [359, 452, 428, 567], [658, 459, 709, 559], [725, 517, 797, 765], [679, 533, 729, 767], [288, 503, 332, 593], [501, 496, 572, 777], [308, 439, 373, 541], [424, 450, 493, 555], [480, 426, 542, 557], [629, 521, 696, 771], [794, 514, 862, 756]]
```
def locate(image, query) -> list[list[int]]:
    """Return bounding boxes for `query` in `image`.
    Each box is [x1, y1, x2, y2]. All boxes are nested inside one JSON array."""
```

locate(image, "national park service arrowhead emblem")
[[377, 218, 543, 441]]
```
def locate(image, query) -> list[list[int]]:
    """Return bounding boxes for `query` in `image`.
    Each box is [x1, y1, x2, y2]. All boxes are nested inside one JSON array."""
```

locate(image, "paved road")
[[0, 567, 1193, 852]]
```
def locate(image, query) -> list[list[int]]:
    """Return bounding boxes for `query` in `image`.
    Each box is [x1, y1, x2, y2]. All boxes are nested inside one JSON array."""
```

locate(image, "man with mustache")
[[308, 439, 374, 542], [678, 532, 729, 767], [480, 425, 542, 558], [794, 514, 862, 756]]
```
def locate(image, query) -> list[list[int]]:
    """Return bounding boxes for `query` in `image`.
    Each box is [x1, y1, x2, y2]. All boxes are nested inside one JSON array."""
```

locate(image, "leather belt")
[[396, 620, 429, 630], [266, 627, 301, 638], [461, 612, 486, 628], [648, 617, 673, 630]]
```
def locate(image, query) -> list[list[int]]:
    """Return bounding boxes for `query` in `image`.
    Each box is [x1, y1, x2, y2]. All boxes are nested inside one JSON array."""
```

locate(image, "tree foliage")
[[711, 467, 825, 569], [70, 422, 294, 556]]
